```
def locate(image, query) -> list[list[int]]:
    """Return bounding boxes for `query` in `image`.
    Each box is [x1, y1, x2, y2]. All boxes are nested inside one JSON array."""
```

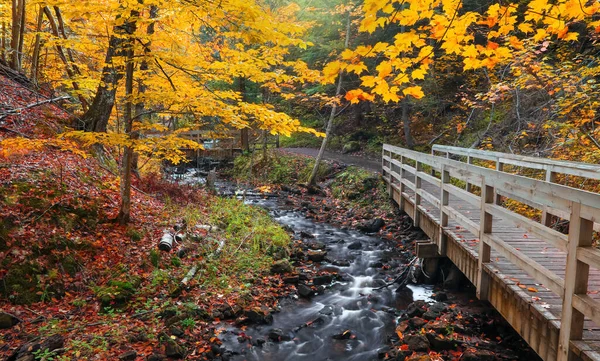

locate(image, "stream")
[[217, 194, 433, 361]]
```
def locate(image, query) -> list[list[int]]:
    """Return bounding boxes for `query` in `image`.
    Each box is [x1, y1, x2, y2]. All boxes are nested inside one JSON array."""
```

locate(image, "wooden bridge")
[[381, 144, 600, 361]]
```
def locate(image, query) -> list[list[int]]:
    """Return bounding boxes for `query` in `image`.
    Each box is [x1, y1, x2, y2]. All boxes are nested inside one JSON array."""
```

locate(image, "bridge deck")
[[382, 144, 600, 361]]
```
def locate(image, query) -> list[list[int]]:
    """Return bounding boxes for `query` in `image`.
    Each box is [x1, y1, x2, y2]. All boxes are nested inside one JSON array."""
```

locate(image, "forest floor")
[[279, 147, 381, 173]]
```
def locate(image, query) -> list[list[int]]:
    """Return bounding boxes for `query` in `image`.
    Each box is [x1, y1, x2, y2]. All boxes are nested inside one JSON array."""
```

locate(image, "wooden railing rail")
[[432, 144, 600, 229], [382, 144, 600, 361]]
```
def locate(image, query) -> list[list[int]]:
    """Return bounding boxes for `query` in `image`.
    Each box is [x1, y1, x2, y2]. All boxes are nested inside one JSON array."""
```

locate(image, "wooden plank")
[[578, 247, 600, 270], [482, 232, 564, 296], [485, 203, 568, 252]]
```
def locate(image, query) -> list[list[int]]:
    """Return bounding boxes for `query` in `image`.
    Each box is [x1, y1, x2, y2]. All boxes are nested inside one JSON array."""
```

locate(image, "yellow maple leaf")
[[402, 86, 424, 99], [411, 67, 427, 80]]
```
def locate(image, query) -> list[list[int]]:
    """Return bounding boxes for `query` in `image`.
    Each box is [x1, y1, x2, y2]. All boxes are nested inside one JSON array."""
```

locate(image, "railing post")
[[466, 155, 473, 192], [558, 202, 594, 361], [439, 164, 450, 256], [477, 177, 493, 301], [414, 161, 422, 227], [399, 155, 406, 211], [542, 170, 557, 227], [495, 161, 504, 205]]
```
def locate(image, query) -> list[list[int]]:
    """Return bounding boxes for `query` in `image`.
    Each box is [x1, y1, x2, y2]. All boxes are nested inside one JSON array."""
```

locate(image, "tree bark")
[[116, 15, 138, 225], [307, 11, 351, 186], [10, 0, 24, 71], [132, 5, 158, 177], [30, 7, 44, 84], [42, 7, 89, 111], [80, 14, 135, 132], [2, 21, 7, 62], [16, 0, 25, 71], [239, 77, 250, 152]]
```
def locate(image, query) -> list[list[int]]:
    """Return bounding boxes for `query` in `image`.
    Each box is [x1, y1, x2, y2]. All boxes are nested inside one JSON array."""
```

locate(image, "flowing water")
[[218, 196, 433, 361]]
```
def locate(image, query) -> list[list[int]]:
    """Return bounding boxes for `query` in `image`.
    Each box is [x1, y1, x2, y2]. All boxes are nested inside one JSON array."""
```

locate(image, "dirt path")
[[279, 147, 381, 173]]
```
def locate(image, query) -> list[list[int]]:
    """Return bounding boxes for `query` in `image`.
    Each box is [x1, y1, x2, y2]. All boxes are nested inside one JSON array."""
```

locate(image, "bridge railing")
[[432, 144, 600, 230], [382, 144, 600, 361]]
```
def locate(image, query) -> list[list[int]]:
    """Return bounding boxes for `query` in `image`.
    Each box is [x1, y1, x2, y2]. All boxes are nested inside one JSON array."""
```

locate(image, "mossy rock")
[[94, 277, 141, 306], [0, 262, 43, 304], [342, 141, 361, 154]]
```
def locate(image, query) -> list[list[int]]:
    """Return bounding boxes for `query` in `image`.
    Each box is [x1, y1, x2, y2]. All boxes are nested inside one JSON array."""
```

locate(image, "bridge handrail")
[[382, 143, 600, 361], [432, 144, 600, 181]]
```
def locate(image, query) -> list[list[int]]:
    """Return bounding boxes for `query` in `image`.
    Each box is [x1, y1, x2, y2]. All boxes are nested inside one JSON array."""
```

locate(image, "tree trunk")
[[116, 16, 137, 225], [2, 21, 7, 62], [402, 98, 415, 149], [42, 7, 89, 111], [132, 5, 158, 177], [80, 14, 134, 132], [307, 11, 351, 186], [10, 0, 24, 71], [30, 7, 44, 84], [239, 77, 250, 152], [16, 0, 25, 71]]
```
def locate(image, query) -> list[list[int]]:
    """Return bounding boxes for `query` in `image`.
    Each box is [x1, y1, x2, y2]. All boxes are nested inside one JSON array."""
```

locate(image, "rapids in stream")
[[218, 196, 433, 361]]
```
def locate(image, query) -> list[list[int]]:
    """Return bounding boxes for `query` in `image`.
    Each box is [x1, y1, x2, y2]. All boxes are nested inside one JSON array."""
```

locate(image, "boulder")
[[165, 340, 186, 359], [406, 300, 427, 318], [313, 274, 334, 285], [342, 141, 361, 154], [118, 351, 137, 361], [270, 260, 293, 275], [461, 349, 495, 361], [245, 308, 273, 325], [358, 218, 385, 233], [307, 250, 326, 262], [347, 241, 362, 250], [147, 353, 166, 361], [332, 330, 353, 340], [283, 275, 299, 284], [404, 334, 430, 351], [268, 328, 291, 342], [297, 284, 314, 298], [408, 317, 428, 329], [0, 312, 20, 329]]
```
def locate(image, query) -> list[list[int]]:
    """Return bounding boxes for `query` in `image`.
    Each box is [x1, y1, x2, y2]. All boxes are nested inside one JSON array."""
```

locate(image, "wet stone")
[[118, 350, 137, 361], [300, 231, 315, 239], [409, 317, 428, 329], [170, 326, 185, 338], [313, 274, 333, 285], [404, 334, 430, 351], [332, 330, 353, 340], [426, 333, 462, 350], [252, 338, 266, 347], [307, 250, 327, 262], [406, 300, 427, 318], [369, 261, 384, 268], [348, 241, 362, 250], [307, 241, 326, 250], [461, 349, 496, 361], [432, 292, 448, 302], [268, 328, 291, 342], [297, 284, 314, 298], [283, 275, 299, 284], [147, 353, 166, 361]]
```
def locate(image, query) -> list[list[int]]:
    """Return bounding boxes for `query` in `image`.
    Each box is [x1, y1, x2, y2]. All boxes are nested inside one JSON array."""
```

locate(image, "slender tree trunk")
[[402, 98, 415, 149], [132, 5, 158, 177], [239, 77, 250, 152], [307, 11, 351, 186], [10, 0, 24, 71], [30, 7, 44, 84], [116, 15, 138, 225], [80, 14, 133, 132], [16, 0, 25, 70], [2, 21, 7, 62], [43, 6, 89, 110]]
